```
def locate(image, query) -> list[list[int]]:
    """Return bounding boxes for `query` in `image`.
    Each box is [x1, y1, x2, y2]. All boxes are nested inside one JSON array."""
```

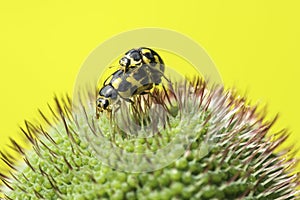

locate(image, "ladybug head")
[[119, 49, 142, 72]]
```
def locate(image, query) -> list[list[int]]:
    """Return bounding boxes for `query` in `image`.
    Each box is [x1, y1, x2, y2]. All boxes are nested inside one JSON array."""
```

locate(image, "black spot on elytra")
[[133, 67, 147, 81], [111, 70, 124, 83], [143, 52, 154, 61], [140, 76, 151, 85], [118, 79, 132, 92]]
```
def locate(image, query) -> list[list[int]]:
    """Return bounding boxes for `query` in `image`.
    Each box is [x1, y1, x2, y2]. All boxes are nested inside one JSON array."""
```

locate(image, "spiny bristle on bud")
[[0, 77, 299, 199]]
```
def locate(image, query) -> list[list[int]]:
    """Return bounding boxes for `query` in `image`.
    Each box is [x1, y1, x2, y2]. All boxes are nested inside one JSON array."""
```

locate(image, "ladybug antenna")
[[108, 65, 118, 69]]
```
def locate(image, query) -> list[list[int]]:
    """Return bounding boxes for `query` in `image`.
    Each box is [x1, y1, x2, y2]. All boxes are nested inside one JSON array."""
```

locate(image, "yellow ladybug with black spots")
[[96, 66, 153, 116], [119, 47, 165, 85], [96, 47, 166, 116]]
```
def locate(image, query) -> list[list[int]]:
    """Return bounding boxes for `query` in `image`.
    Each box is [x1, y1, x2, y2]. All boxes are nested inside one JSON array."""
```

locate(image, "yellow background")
[[0, 0, 299, 172]]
